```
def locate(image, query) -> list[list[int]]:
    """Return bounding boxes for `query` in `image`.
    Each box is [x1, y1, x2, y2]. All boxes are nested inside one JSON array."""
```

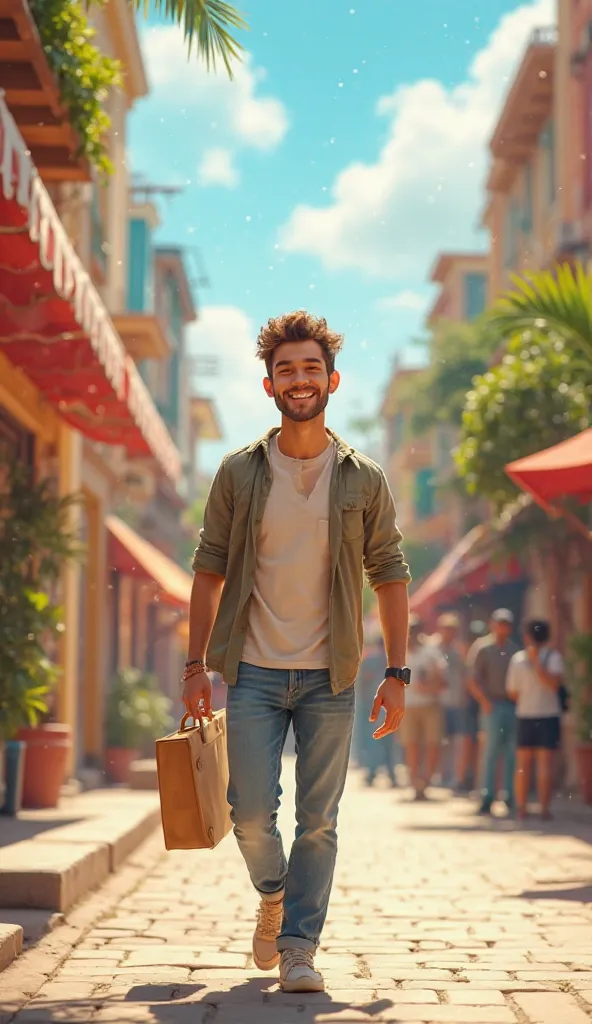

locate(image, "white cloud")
[[377, 290, 427, 312], [187, 306, 270, 468], [141, 28, 288, 152], [279, 0, 553, 279], [198, 148, 239, 188]]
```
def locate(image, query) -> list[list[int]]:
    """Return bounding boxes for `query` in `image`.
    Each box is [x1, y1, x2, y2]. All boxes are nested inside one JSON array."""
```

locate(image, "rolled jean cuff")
[[277, 935, 316, 954], [258, 886, 285, 902]]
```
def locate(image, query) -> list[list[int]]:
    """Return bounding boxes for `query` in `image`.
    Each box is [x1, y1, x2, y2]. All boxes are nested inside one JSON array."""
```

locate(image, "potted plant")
[[0, 464, 80, 809], [0, 673, 50, 815], [567, 633, 592, 804], [105, 668, 173, 784]]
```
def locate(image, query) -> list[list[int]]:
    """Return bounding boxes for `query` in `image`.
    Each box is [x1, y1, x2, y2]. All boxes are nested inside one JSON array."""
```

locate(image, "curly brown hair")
[[256, 310, 344, 377]]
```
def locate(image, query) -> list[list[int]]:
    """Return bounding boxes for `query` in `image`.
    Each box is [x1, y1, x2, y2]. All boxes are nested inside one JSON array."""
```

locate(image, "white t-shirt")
[[406, 645, 447, 709], [506, 647, 563, 718]]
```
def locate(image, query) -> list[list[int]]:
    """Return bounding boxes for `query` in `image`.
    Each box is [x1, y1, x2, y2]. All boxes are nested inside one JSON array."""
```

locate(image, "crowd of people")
[[354, 608, 566, 820]]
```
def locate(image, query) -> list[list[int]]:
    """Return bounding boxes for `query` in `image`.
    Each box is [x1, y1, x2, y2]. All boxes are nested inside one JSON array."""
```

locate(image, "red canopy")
[[506, 429, 592, 510], [0, 94, 180, 482]]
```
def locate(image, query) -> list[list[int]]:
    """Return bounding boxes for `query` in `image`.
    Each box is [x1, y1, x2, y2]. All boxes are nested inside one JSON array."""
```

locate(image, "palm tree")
[[487, 262, 592, 366], [132, 0, 246, 74]]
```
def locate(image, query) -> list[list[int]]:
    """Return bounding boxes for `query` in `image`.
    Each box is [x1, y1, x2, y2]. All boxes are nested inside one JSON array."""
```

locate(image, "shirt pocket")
[[341, 496, 367, 542]]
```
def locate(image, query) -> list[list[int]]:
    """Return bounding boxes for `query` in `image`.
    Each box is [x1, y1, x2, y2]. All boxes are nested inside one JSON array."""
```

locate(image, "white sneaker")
[[252, 894, 284, 970], [279, 948, 325, 992]]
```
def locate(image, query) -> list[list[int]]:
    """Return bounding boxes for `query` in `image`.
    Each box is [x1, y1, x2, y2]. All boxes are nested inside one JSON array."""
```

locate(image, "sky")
[[129, 0, 555, 473]]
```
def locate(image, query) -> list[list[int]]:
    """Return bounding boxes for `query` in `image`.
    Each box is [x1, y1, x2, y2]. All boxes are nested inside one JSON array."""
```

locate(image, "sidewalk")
[[2, 763, 592, 1022], [0, 788, 160, 975]]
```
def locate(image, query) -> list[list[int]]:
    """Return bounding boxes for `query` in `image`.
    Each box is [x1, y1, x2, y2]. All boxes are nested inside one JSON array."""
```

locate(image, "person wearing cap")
[[506, 620, 564, 821], [470, 609, 519, 815], [435, 613, 469, 790], [399, 614, 448, 800]]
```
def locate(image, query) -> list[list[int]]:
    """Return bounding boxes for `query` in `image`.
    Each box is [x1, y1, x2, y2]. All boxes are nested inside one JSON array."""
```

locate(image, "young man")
[[469, 608, 519, 815], [399, 615, 447, 800], [506, 620, 563, 821], [182, 312, 411, 993]]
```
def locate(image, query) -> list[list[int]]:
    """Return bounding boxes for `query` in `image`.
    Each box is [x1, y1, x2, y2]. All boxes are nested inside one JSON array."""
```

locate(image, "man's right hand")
[[182, 670, 213, 721]]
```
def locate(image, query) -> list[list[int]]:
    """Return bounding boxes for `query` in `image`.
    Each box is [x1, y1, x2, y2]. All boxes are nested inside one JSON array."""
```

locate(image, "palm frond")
[[134, 0, 247, 76], [487, 262, 592, 364]]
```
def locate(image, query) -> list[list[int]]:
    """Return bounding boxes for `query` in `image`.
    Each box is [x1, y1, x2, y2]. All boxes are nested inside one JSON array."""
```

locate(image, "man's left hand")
[[369, 678, 406, 739]]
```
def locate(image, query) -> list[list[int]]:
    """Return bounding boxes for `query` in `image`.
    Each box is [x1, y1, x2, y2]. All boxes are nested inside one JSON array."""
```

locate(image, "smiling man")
[[182, 310, 411, 993]]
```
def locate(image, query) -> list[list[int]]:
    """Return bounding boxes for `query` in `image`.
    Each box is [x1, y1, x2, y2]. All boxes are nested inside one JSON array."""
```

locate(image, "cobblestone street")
[[3, 761, 592, 1023]]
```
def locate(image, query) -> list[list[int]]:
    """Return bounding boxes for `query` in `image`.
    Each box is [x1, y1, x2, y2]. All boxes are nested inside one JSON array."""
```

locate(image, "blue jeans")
[[226, 662, 355, 952], [481, 700, 516, 806]]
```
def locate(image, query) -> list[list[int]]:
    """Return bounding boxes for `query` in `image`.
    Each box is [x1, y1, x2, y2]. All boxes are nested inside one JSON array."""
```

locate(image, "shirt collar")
[[247, 426, 359, 466]]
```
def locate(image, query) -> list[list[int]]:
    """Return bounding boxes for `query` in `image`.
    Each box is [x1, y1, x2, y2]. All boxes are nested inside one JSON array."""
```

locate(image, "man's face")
[[491, 620, 512, 643], [263, 339, 340, 423]]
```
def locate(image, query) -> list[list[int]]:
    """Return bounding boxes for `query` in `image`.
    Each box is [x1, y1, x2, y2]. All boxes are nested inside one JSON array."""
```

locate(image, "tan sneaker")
[[252, 895, 284, 970], [279, 948, 325, 992]]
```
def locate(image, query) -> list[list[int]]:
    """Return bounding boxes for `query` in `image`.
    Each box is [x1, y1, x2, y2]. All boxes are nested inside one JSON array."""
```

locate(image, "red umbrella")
[[506, 429, 592, 508]]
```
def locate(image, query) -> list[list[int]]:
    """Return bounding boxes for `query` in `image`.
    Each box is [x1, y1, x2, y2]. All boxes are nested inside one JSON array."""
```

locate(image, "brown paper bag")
[[155, 710, 232, 851]]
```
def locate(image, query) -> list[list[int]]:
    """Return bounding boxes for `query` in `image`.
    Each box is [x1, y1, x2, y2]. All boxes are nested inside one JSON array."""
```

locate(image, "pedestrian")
[[459, 620, 489, 793], [469, 609, 519, 816], [506, 620, 564, 821], [355, 633, 399, 787], [399, 614, 447, 800], [182, 311, 411, 993], [434, 613, 468, 790]]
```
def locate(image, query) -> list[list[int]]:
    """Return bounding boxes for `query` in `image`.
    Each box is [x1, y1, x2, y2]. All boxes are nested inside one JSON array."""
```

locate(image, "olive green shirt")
[[192, 427, 411, 694]]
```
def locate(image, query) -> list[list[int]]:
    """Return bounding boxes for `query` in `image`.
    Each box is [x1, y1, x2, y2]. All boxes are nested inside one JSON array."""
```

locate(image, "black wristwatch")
[[385, 666, 411, 686]]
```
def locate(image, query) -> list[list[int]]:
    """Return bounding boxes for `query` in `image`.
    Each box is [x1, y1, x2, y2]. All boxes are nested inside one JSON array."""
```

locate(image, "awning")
[[106, 514, 192, 609], [409, 526, 489, 618], [410, 520, 525, 620], [506, 429, 592, 509], [0, 93, 181, 483]]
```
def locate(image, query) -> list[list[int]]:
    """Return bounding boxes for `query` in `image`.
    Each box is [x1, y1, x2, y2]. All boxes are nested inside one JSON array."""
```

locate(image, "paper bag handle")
[[180, 711, 213, 733]]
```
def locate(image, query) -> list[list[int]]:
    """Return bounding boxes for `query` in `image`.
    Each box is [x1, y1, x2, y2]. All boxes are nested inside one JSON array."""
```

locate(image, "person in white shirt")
[[506, 620, 563, 821], [400, 615, 447, 800]]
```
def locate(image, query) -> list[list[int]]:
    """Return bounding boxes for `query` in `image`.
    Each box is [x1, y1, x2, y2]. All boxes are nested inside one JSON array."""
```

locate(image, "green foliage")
[[134, 1, 247, 76], [29, 0, 246, 174], [488, 262, 592, 368], [456, 332, 590, 510], [401, 320, 500, 437], [0, 466, 81, 742], [105, 668, 173, 751], [29, 0, 121, 174], [567, 633, 592, 743]]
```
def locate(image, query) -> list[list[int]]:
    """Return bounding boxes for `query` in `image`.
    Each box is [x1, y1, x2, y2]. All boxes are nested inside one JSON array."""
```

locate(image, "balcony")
[[0, 0, 88, 181], [112, 312, 172, 363], [489, 26, 556, 172]]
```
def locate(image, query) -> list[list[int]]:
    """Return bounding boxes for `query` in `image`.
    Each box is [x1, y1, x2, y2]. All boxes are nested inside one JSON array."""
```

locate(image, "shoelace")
[[256, 898, 283, 939], [281, 948, 315, 973]]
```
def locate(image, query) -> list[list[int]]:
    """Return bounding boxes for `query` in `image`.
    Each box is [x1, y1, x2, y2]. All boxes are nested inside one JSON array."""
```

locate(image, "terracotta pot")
[[105, 747, 138, 785], [577, 743, 592, 805], [18, 724, 72, 809]]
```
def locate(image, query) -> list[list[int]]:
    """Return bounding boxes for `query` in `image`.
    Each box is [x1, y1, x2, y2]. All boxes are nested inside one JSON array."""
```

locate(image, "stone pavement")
[[3, 760, 592, 1023]]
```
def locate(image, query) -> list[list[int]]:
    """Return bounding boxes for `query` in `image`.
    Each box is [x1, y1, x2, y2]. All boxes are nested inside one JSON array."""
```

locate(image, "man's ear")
[[329, 370, 340, 394], [263, 377, 274, 398]]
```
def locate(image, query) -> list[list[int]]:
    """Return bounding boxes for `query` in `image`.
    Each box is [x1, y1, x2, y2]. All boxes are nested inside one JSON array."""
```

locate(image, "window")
[[414, 467, 436, 520], [504, 200, 520, 269], [522, 162, 533, 234], [540, 120, 556, 206], [464, 272, 487, 320]]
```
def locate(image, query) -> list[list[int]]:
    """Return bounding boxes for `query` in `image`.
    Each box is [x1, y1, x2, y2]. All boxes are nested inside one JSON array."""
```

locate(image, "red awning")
[[0, 94, 180, 483], [106, 515, 192, 609], [506, 429, 592, 510], [409, 526, 488, 618]]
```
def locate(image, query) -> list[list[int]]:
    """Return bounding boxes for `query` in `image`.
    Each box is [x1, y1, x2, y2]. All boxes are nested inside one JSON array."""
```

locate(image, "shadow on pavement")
[[5, 984, 396, 1022], [518, 884, 592, 903], [0, 815, 79, 847]]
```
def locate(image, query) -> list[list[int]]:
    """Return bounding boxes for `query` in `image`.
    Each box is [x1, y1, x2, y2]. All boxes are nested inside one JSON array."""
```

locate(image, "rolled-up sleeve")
[[363, 469, 411, 590], [191, 458, 233, 577]]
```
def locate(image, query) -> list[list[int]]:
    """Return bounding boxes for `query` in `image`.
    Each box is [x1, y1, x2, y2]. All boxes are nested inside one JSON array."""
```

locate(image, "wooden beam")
[[21, 122, 73, 147]]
